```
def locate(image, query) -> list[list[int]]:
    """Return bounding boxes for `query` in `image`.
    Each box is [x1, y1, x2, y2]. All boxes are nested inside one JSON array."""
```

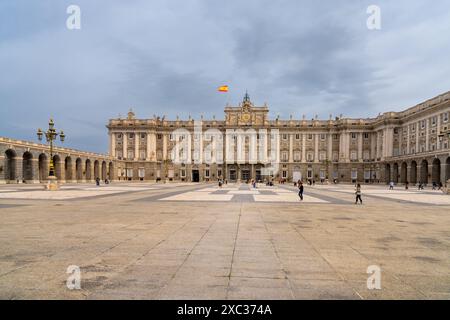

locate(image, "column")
[[151, 132, 157, 161], [81, 161, 86, 183], [437, 116, 441, 149], [264, 130, 269, 163], [32, 158, 40, 183], [387, 127, 394, 157], [416, 122, 419, 152], [146, 132, 152, 160], [71, 163, 77, 183], [357, 132, 363, 162], [371, 132, 376, 160], [288, 133, 293, 163], [110, 132, 116, 158], [134, 132, 139, 160], [0, 154, 4, 183], [339, 132, 349, 162], [327, 133, 333, 160], [382, 128, 387, 159], [123, 132, 127, 160], [199, 131, 204, 164], [88, 162, 95, 182], [314, 133, 319, 163], [346, 132, 351, 161], [301, 134, 306, 162], [59, 160, 66, 182], [237, 135, 244, 163], [425, 119, 429, 152], [383, 127, 394, 159], [376, 131, 381, 159], [250, 131, 257, 164], [406, 125, 410, 154], [13, 156, 23, 183], [163, 133, 168, 160]]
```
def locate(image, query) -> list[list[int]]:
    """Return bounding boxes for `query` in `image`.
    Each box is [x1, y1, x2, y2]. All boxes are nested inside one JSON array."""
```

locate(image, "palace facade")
[[107, 92, 450, 185], [1, 91, 449, 185]]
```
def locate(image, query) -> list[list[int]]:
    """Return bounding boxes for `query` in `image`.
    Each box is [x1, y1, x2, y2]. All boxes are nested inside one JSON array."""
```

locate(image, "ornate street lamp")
[[37, 118, 65, 190]]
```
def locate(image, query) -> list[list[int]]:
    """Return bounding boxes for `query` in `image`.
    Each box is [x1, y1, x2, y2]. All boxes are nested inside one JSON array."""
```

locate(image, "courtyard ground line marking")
[[155, 214, 219, 299], [289, 219, 364, 300], [260, 208, 296, 299], [225, 203, 243, 300], [86, 215, 199, 299]]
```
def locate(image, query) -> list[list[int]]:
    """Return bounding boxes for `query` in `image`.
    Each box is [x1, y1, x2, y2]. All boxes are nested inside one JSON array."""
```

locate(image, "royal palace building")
[[106, 92, 450, 185], [1, 91, 450, 185]]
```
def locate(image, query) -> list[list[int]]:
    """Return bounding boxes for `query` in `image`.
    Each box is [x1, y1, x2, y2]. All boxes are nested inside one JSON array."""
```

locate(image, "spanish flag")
[[218, 85, 229, 92]]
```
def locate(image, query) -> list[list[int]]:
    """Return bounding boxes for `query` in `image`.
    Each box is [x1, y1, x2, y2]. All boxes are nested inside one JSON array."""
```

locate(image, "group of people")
[[389, 181, 443, 191], [296, 179, 362, 204], [95, 177, 109, 186]]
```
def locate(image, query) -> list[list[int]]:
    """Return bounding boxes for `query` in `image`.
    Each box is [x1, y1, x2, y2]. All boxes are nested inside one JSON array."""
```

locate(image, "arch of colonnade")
[[0, 138, 115, 184], [385, 154, 450, 186]]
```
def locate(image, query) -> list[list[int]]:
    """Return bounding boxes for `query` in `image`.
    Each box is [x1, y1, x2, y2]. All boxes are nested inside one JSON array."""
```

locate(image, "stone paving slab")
[[0, 182, 449, 300]]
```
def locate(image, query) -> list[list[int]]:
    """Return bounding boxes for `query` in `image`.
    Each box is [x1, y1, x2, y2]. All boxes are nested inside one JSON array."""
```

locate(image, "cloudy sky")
[[1, 0, 450, 153]]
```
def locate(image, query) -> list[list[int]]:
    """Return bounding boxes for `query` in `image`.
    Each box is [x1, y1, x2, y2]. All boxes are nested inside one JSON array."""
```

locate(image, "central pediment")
[[224, 92, 269, 126]]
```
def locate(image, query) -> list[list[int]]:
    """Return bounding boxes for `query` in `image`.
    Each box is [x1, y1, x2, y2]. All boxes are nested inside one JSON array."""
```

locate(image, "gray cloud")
[[1, 0, 450, 152]]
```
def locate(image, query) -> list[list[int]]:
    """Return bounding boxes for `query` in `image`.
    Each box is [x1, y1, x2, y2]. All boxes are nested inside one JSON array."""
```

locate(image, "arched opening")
[[85, 159, 92, 181], [22, 152, 34, 182], [446, 157, 450, 182], [432, 158, 441, 184], [38, 153, 48, 182], [53, 155, 61, 180], [108, 162, 114, 180], [420, 160, 428, 184], [400, 162, 407, 184], [4, 149, 17, 182], [410, 161, 417, 184], [94, 160, 100, 179], [393, 163, 399, 183], [385, 163, 391, 183], [101, 161, 107, 180], [65, 156, 72, 181], [76, 158, 83, 182]]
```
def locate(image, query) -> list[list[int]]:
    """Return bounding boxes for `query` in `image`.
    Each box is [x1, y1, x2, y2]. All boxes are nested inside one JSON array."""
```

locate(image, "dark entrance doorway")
[[229, 169, 236, 181], [256, 170, 262, 182], [192, 170, 200, 182], [241, 169, 250, 181]]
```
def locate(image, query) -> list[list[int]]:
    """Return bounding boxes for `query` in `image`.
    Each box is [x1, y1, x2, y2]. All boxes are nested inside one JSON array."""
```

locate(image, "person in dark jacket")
[[355, 184, 362, 204], [298, 182, 304, 201]]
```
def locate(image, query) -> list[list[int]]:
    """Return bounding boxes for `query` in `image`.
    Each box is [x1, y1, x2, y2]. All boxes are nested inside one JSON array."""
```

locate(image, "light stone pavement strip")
[[159, 184, 329, 203], [0, 182, 449, 300]]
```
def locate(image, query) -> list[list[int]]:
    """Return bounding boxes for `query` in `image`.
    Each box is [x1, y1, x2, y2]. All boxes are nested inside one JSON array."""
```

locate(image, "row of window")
[[115, 132, 374, 141], [403, 113, 449, 134]]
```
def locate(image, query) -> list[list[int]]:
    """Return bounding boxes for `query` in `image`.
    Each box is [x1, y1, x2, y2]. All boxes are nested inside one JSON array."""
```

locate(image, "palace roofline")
[[106, 90, 450, 128]]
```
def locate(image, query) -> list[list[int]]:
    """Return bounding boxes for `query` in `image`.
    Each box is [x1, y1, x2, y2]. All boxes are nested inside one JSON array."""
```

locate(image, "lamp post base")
[[45, 176, 59, 191]]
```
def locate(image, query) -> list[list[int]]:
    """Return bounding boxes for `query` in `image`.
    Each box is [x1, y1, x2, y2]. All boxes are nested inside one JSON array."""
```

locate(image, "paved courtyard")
[[0, 182, 449, 299]]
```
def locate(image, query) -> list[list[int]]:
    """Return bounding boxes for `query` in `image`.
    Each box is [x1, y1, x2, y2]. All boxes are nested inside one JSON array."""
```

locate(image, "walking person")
[[389, 181, 394, 190], [405, 181, 409, 190], [298, 182, 304, 201], [95, 177, 100, 186], [355, 184, 362, 204]]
